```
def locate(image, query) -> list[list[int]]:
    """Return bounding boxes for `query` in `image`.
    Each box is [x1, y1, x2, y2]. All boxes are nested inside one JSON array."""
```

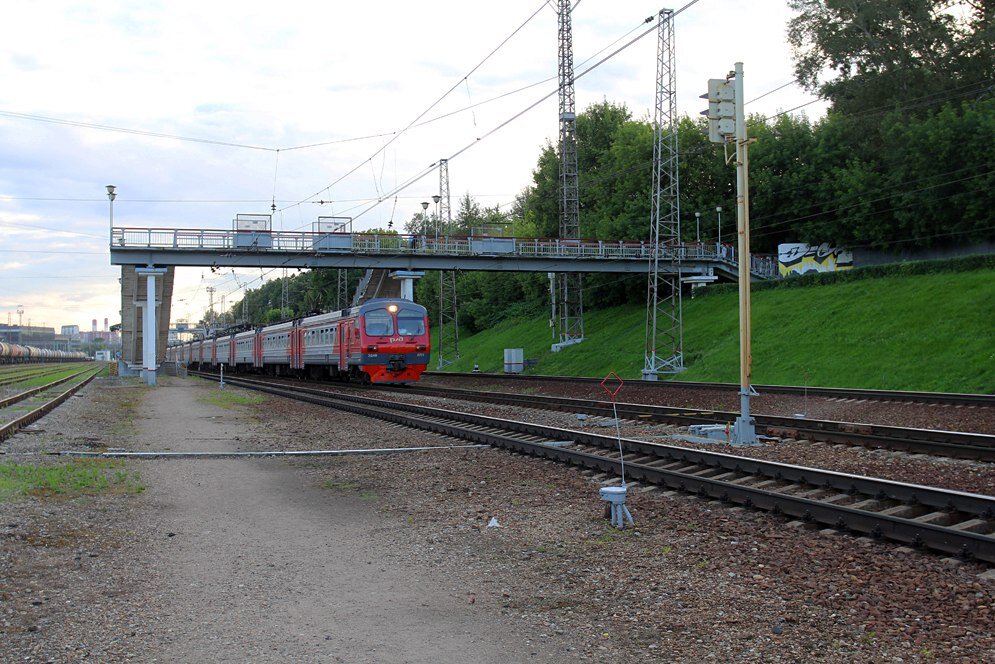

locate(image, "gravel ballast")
[[1, 375, 993, 662]]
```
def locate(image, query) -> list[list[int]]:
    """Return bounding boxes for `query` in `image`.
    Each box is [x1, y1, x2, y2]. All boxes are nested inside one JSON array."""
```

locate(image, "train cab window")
[[364, 309, 394, 336], [397, 310, 425, 336]]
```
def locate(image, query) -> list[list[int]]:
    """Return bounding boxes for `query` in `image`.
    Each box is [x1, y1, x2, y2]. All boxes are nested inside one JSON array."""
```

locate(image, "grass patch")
[[0, 460, 144, 502], [594, 530, 617, 545], [199, 388, 266, 409], [13, 365, 93, 390], [440, 266, 995, 393], [104, 386, 146, 439]]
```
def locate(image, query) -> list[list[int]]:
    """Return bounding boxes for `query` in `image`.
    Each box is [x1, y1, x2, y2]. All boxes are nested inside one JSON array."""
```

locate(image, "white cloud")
[[0, 0, 819, 330]]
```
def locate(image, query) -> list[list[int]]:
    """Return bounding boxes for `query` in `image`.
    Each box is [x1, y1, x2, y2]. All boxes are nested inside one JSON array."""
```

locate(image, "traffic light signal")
[[700, 78, 736, 144]]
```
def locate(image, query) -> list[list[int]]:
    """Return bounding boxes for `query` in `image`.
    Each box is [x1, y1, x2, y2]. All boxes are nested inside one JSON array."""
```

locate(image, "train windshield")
[[396, 309, 426, 336], [364, 309, 395, 336]]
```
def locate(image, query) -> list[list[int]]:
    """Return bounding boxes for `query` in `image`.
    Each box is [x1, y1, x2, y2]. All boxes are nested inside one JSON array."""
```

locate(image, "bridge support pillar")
[[135, 267, 168, 386], [390, 271, 424, 302]]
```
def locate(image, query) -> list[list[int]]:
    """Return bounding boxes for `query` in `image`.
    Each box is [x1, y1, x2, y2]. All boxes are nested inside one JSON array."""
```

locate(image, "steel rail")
[[0, 366, 100, 410], [425, 371, 995, 408], [0, 368, 102, 442], [192, 372, 995, 563], [388, 384, 995, 462], [0, 365, 78, 388]]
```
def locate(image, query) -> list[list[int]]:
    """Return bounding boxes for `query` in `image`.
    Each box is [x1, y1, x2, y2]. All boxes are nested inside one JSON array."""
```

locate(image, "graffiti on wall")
[[778, 243, 854, 277]]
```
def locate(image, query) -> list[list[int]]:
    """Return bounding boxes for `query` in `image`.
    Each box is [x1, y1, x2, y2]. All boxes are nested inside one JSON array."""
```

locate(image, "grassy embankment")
[[433, 265, 995, 393]]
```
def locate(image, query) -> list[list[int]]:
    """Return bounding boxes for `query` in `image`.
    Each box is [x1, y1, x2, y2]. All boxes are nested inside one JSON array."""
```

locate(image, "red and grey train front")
[[356, 300, 430, 383]]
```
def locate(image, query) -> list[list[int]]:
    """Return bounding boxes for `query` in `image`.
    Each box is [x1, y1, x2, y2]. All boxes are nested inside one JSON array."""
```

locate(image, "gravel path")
[[1, 377, 575, 663], [1, 375, 994, 662], [139, 381, 575, 663]]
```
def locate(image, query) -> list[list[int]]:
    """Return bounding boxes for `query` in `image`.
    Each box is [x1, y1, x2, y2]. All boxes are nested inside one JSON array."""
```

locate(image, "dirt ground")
[[2, 375, 994, 663], [1, 377, 576, 663]]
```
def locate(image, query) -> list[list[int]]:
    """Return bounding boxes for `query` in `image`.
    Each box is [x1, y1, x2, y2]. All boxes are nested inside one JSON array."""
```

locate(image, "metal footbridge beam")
[[109, 227, 778, 280]]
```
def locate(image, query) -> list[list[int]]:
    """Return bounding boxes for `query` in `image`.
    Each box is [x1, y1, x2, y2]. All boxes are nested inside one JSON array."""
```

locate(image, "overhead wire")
[[0, 110, 277, 151], [284, 0, 551, 213], [342, 1, 708, 224]]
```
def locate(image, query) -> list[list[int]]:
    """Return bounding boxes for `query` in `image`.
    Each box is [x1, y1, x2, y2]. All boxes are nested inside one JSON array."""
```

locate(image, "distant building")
[[0, 324, 56, 349], [61, 325, 80, 337]]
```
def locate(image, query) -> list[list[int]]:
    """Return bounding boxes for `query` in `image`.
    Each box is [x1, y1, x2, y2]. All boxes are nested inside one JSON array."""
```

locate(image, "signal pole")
[[701, 62, 757, 446]]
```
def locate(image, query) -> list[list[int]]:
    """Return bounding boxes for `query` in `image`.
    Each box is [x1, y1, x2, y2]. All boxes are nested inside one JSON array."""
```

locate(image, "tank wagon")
[[167, 298, 431, 384], [0, 341, 88, 364]]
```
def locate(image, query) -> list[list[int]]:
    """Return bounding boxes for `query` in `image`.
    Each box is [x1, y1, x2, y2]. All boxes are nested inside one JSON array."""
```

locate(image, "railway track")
[[0, 366, 103, 442], [191, 372, 995, 564], [385, 383, 995, 462], [0, 364, 78, 389], [427, 371, 995, 408]]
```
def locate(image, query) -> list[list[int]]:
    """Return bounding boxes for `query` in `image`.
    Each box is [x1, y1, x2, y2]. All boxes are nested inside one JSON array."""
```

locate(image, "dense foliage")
[[218, 1, 993, 334]]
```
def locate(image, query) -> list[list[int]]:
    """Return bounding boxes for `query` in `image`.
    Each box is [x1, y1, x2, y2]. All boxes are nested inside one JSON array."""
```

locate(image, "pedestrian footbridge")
[[110, 227, 778, 281]]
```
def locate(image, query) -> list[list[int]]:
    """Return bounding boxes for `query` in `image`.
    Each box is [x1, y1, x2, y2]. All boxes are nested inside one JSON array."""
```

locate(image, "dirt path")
[[5, 375, 994, 662], [133, 378, 567, 663]]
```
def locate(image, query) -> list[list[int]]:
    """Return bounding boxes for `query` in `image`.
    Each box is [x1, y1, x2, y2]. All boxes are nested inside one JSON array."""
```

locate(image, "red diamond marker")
[[601, 372, 624, 401]]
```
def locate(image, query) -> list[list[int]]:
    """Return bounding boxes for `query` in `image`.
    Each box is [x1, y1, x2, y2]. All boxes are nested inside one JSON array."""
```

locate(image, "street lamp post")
[[694, 211, 701, 243], [716, 206, 722, 244], [431, 194, 441, 244], [106, 185, 117, 244], [420, 201, 429, 245]]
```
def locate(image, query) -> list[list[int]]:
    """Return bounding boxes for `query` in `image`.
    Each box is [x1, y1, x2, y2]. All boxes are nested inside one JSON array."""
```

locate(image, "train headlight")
[[367, 345, 378, 353], [387, 304, 399, 313]]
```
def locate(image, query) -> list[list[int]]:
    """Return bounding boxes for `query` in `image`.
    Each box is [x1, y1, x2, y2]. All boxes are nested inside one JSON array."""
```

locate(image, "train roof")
[[355, 299, 428, 314]]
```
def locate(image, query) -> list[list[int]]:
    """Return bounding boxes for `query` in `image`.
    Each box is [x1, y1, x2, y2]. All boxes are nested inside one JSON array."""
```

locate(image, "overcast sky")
[[0, 0, 823, 332]]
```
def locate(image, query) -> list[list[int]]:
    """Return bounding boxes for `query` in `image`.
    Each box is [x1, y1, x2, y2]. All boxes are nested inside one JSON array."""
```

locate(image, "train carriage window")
[[364, 309, 394, 336], [397, 309, 425, 336]]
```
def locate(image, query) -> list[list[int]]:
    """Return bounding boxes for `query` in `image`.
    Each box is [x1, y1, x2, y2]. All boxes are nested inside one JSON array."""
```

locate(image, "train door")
[[253, 332, 263, 369], [338, 317, 360, 374], [289, 325, 303, 370], [298, 326, 306, 370]]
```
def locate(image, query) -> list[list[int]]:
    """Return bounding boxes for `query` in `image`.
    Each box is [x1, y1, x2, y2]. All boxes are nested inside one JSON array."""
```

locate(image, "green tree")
[[788, 0, 991, 115]]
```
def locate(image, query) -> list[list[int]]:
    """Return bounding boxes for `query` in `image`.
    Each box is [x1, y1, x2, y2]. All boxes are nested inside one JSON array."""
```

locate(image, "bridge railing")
[[112, 228, 779, 279]]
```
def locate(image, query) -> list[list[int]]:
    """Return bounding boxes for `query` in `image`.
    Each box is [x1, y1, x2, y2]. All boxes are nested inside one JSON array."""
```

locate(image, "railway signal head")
[[700, 78, 736, 144]]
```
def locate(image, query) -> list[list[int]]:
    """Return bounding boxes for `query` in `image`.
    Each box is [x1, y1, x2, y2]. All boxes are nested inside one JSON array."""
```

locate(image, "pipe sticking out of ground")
[[51, 444, 490, 460]]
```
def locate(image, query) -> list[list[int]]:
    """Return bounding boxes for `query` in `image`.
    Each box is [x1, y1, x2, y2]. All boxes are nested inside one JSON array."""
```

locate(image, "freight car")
[[167, 298, 431, 384], [0, 341, 88, 364]]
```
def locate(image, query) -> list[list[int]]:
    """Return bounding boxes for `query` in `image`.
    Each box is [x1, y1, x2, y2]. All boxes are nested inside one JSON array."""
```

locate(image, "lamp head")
[[432, 195, 441, 204], [106, 184, 117, 200], [420, 201, 429, 211], [716, 206, 722, 212]]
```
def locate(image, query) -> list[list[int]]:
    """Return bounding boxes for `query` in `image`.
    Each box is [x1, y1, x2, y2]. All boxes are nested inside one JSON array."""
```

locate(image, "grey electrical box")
[[233, 214, 273, 249]]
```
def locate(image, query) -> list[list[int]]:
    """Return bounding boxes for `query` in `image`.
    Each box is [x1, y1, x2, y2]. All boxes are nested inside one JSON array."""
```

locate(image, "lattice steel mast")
[[437, 158, 460, 368], [336, 270, 349, 311], [553, 0, 583, 351], [643, 9, 684, 379]]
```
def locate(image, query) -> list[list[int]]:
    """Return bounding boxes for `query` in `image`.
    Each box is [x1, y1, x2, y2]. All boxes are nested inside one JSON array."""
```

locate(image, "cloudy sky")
[[0, 0, 823, 331]]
